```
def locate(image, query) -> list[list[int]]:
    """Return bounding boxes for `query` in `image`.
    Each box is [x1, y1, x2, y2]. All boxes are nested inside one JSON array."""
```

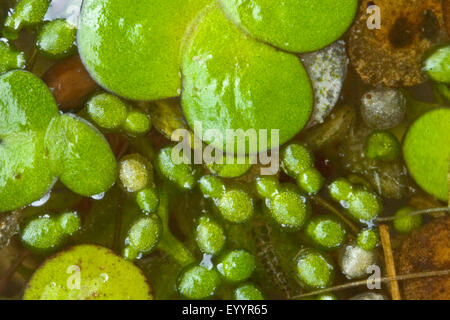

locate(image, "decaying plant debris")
[[397, 217, 450, 300], [349, 0, 448, 87]]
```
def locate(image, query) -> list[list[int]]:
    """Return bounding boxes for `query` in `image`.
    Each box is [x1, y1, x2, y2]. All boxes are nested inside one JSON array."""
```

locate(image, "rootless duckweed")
[[177, 265, 221, 299], [364, 131, 401, 161], [206, 157, 253, 179], [123, 184, 194, 266], [195, 215, 226, 255], [123, 215, 162, 260], [424, 45, 450, 83], [23, 244, 152, 300], [199, 175, 254, 223], [219, 0, 358, 53], [87, 93, 128, 130], [281, 143, 324, 195], [403, 108, 450, 201], [328, 178, 383, 222], [37, 19, 77, 59], [295, 248, 335, 290], [305, 215, 347, 250], [0, 41, 26, 73], [393, 206, 423, 234], [21, 211, 81, 253], [157, 146, 200, 191], [78, 0, 211, 100], [356, 228, 380, 251], [86, 93, 151, 137], [256, 176, 311, 230], [3, 0, 51, 39], [181, 4, 313, 153], [217, 250, 256, 282], [234, 283, 265, 300], [118, 154, 159, 215]]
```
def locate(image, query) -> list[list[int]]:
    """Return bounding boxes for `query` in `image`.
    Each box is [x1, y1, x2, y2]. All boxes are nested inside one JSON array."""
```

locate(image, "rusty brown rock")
[[397, 217, 450, 300], [349, 0, 447, 87], [42, 55, 98, 111]]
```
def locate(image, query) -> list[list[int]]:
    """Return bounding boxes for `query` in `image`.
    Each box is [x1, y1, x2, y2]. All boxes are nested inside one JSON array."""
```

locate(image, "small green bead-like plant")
[[295, 248, 335, 290], [364, 131, 400, 161], [0, 41, 26, 73], [157, 145, 201, 191], [123, 110, 152, 137], [328, 178, 383, 222], [305, 215, 347, 250], [118, 154, 159, 214], [206, 156, 253, 178], [217, 250, 256, 282], [123, 215, 162, 260], [24, 244, 152, 300], [393, 206, 422, 234], [234, 283, 265, 300], [123, 183, 195, 267], [177, 265, 222, 299], [86, 93, 128, 130], [195, 215, 226, 255], [423, 45, 450, 84], [255, 176, 311, 230], [86, 93, 151, 137], [37, 19, 77, 59], [3, 0, 51, 39], [199, 175, 254, 223], [281, 143, 324, 195], [356, 228, 380, 251], [21, 211, 81, 253]]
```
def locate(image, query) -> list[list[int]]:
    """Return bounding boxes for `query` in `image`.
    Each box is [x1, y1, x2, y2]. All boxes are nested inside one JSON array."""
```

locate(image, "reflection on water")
[[44, 0, 82, 27]]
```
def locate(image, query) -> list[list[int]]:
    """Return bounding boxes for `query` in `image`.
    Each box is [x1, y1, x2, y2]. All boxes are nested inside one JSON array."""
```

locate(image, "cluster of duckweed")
[[1, 0, 449, 301], [87, 93, 151, 137], [281, 143, 325, 195], [21, 211, 80, 253], [156, 145, 201, 191], [255, 176, 311, 230], [328, 178, 383, 222], [199, 175, 254, 224]]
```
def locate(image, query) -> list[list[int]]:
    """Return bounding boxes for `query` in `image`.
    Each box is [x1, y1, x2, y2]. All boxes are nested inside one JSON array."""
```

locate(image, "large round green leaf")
[[24, 245, 152, 300], [0, 70, 58, 212], [78, 0, 211, 100], [181, 4, 313, 154], [403, 108, 450, 201], [219, 0, 358, 53]]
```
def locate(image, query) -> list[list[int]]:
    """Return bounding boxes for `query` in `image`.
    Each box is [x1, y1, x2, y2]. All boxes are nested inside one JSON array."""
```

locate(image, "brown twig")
[[379, 224, 401, 300], [311, 195, 359, 234], [0, 250, 30, 295], [290, 269, 450, 299]]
